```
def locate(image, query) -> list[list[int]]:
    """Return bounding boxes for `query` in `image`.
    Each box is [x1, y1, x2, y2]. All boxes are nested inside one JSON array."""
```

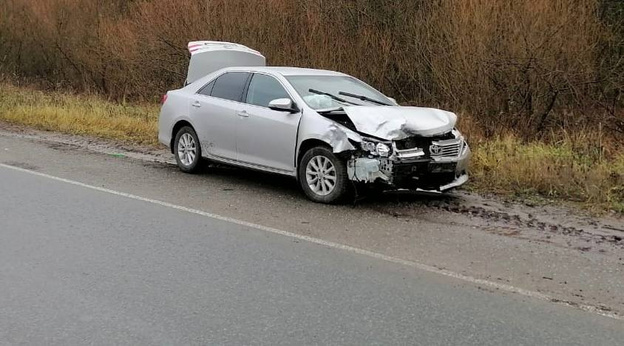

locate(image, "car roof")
[[223, 66, 347, 77]]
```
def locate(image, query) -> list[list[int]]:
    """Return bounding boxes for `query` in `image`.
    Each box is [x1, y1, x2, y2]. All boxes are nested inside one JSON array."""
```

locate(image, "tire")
[[298, 146, 351, 204], [173, 126, 202, 173]]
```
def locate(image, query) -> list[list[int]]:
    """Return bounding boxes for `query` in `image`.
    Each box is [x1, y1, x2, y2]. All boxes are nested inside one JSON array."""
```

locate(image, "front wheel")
[[298, 146, 351, 204], [174, 126, 202, 173]]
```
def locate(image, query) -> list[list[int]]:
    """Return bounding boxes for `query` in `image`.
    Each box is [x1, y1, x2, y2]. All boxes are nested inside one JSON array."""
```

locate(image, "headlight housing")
[[360, 139, 391, 157], [376, 143, 391, 157]]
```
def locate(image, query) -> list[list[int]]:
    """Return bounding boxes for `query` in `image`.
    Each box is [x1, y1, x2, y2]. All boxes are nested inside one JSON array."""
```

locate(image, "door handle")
[[192, 101, 201, 108], [237, 111, 249, 118]]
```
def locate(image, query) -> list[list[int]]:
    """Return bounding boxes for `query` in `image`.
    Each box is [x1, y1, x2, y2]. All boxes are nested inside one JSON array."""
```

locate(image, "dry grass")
[[1, 84, 622, 213], [0, 84, 158, 145], [469, 135, 624, 213]]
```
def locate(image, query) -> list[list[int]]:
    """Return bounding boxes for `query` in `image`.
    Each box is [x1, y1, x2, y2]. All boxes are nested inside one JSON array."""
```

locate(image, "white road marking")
[[0, 162, 621, 321]]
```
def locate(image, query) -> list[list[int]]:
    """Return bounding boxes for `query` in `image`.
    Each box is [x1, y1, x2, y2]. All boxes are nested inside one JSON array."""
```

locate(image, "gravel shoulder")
[[1, 121, 623, 318]]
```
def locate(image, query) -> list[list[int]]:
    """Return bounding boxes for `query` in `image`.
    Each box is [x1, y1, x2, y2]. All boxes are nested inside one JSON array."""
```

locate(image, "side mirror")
[[268, 98, 299, 113]]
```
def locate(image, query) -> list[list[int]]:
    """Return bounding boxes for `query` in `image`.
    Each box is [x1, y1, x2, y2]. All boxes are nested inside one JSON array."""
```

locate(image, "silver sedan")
[[158, 67, 470, 204]]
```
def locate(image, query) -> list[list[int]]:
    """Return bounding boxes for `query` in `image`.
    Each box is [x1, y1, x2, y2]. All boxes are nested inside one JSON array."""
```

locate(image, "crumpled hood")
[[342, 106, 457, 140]]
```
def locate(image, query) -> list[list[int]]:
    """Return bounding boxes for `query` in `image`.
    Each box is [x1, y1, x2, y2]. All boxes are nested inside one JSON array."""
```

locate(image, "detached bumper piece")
[[347, 158, 389, 183], [385, 159, 468, 191], [348, 134, 470, 192]]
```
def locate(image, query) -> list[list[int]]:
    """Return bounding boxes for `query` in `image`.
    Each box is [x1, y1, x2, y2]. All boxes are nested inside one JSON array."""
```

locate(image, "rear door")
[[190, 72, 250, 160], [236, 73, 301, 173]]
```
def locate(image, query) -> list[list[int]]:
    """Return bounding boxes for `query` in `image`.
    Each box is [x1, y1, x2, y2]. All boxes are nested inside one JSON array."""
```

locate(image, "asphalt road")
[[0, 155, 623, 344], [1, 129, 623, 319]]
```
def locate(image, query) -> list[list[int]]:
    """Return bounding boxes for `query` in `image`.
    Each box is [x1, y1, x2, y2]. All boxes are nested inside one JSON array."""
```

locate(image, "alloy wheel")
[[305, 155, 337, 196], [177, 132, 197, 166]]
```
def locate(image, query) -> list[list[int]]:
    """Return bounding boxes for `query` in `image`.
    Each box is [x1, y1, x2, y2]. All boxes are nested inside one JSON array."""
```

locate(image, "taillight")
[[161, 94, 168, 104]]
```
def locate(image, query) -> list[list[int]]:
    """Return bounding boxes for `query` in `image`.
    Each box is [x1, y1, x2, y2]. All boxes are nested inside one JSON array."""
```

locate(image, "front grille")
[[394, 132, 463, 159], [429, 139, 462, 158], [395, 132, 454, 150]]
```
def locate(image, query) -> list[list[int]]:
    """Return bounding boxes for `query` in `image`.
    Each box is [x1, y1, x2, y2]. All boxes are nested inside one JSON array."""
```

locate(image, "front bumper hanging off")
[[347, 138, 471, 192]]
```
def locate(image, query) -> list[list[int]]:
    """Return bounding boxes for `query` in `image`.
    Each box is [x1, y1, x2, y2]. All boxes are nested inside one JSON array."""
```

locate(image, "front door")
[[236, 73, 301, 174]]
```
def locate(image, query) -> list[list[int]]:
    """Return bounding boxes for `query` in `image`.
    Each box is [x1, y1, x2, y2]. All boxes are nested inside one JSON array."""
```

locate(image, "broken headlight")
[[376, 143, 391, 157], [360, 140, 391, 157]]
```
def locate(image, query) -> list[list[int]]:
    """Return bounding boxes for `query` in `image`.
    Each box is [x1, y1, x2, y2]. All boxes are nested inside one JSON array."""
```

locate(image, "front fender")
[[296, 111, 362, 155]]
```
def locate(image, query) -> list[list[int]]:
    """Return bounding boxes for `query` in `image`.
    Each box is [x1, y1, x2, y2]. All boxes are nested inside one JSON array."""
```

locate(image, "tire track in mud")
[[443, 204, 624, 247], [369, 194, 624, 256]]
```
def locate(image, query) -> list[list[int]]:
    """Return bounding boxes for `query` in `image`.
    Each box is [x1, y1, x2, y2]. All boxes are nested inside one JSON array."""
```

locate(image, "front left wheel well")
[[296, 139, 354, 182], [297, 139, 333, 168], [297, 145, 352, 204]]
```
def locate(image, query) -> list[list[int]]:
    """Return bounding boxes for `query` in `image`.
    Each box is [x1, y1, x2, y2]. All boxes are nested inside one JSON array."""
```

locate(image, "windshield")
[[286, 75, 392, 110]]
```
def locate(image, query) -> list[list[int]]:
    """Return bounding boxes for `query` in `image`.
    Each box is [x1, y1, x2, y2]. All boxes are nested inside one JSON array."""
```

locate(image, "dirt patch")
[[365, 190, 624, 257], [0, 121, 172, 165], [2, 161, 40, 171]]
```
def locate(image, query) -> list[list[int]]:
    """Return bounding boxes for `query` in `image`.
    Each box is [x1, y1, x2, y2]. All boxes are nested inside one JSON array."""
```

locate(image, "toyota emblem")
[[430, 144, 442, 155]]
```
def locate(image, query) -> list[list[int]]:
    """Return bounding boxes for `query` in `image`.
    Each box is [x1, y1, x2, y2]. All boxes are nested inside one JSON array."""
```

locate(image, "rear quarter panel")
[[158, 90, 192, 149]]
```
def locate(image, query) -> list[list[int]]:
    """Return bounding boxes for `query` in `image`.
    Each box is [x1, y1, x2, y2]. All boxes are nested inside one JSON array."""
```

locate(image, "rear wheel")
[[298, 146, 350, 204], [174, 126, 202, 173]]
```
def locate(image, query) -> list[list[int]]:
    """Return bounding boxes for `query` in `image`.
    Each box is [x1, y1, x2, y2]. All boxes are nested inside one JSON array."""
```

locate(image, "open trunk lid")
[[186, 41, 266, 84]]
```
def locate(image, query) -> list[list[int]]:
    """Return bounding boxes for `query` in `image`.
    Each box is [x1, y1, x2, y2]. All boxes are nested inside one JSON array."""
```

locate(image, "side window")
[[197, 80, 215, 96], [245, 74, 290, 108], [210, 72, 250, 102]]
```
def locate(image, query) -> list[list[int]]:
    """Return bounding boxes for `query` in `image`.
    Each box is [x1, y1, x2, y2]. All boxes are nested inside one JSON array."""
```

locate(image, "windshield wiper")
[[338, 91, 392, 106], [308, 89, 359, 106]]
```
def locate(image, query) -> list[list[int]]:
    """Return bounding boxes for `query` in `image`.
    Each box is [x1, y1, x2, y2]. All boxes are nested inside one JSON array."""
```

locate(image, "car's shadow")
[[197, 162, 460, 207]]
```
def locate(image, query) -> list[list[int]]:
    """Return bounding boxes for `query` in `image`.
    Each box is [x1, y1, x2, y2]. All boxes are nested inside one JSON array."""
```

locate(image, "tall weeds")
[[0, 0, 622, 139]]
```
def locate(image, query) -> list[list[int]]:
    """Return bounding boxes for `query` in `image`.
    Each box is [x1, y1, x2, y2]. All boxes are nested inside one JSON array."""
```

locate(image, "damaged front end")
[[347, 129, 470, 193], [308, 103, 470, 193]]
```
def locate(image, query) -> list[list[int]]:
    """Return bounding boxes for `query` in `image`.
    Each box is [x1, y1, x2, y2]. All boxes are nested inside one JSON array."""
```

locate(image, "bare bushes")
[[0, 0, 622, 138]]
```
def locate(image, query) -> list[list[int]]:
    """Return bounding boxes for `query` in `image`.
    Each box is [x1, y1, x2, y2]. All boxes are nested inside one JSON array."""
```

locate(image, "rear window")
[[197, 80, 215, 96], [210, 72, 250, 102]]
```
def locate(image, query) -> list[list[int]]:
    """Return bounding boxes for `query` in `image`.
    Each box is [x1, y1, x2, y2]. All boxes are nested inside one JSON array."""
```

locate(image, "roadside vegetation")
[[0, 0, 622, 212], [0, 84, 158, 145], [469, 134, 624, 213]]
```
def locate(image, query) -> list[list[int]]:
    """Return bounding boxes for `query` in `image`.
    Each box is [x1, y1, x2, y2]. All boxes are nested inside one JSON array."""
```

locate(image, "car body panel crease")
[[343, 106, 458, 140]]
